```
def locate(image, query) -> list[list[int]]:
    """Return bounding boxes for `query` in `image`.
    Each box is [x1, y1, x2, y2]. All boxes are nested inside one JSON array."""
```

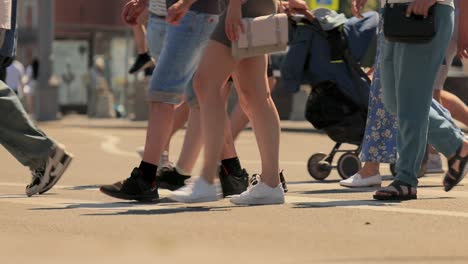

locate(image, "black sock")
[[139, 161, 158, 182], [221, 157, 242, 176]]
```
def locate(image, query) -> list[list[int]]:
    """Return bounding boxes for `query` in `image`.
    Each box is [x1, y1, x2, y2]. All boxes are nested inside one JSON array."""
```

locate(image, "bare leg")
[[175, 106, 204, 173], [193, 41, 237, 184], [234, 56, 281, 188], [143, 102, 175, 166], [357, 162, 380, 178], [230, 76, 277, 140], [132, 25, 148, 54], [164, 102, 189, 153], [440, 90, 468, 127]]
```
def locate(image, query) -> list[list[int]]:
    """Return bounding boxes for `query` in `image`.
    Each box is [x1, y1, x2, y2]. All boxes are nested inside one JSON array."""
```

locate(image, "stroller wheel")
[[337, 153, 362, 180], [307, 153, 331, 180], [390, 163, 397, 177]]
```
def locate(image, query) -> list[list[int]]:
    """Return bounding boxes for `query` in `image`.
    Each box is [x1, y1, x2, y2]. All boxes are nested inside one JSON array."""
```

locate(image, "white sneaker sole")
[[170, 194, 220, 204], [230, 196, 285, 205]]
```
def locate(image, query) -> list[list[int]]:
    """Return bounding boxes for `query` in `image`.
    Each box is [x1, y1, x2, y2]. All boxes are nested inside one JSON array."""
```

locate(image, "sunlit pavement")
[[1, 115, 467, 264]]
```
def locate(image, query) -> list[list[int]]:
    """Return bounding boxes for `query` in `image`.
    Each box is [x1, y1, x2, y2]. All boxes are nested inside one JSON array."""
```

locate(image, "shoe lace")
[[28, 169, 44, 188], [249, 174, 260, 187]]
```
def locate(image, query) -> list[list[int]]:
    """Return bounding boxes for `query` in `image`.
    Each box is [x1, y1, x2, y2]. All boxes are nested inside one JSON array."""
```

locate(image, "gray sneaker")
[[25, 144, 73, 197]]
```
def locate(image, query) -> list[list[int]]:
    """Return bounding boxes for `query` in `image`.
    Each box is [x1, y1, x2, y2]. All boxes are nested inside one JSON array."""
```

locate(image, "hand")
[[122, 0, 148, 26], [351, 0, 368, 18], [166, 0, 195, 25], [458, 45, 468, 59], [225, 0, 245, 42], [406, 0, 437, 18], [287, 0, 308, 14]]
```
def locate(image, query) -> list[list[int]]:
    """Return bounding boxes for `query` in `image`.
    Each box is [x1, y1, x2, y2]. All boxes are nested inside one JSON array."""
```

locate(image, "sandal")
[[443, 146, 468, 192], [373, 180, 417, 201]]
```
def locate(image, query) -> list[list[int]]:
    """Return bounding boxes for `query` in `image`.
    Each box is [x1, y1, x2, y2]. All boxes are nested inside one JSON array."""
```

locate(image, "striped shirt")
[[149, 0, 167, 16]]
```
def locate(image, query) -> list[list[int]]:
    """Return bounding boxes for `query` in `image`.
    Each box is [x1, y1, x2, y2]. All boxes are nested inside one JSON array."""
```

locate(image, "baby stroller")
[[281, 10, 379, 180]]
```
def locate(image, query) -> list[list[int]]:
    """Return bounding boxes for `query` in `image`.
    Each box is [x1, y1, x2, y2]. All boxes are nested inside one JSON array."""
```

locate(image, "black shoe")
[[100, 168, 159, 202], [129, 53, 154, 74], [156, 167, 191, 191], [249, 170, 288, 193], [219, 167, 248, 197], [280, 171, 288, 193]]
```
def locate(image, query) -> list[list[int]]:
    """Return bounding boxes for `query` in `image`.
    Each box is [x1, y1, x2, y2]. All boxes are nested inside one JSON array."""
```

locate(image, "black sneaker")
[[156, 167, 191, 191], [219, 167, 248, 197], [100, 168, 159, 202], [129, 53, 154, 74], [249, 171, 288, 193]]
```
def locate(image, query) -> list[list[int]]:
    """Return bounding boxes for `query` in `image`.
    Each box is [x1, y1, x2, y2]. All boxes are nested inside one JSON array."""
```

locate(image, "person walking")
[[353, 0, 468, 200], [168, 0, 307, 205], [0, 0, 73, 197]]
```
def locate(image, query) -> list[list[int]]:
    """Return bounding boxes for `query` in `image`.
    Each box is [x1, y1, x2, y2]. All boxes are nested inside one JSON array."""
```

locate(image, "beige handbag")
[[232, 2, 289, 59]]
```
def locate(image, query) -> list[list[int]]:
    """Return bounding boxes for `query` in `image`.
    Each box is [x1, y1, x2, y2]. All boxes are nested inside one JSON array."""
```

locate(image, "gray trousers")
[[0, 74, 54, 170]]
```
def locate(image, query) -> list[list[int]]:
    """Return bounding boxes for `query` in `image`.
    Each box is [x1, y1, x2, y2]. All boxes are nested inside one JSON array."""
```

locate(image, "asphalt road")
[[1, 116, 467, 264]]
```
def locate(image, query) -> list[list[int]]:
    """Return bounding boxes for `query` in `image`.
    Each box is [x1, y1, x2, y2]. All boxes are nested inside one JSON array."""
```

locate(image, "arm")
[[458, 0, 468, 59], [225, 0, 244, 42], [166, 0, 197, 25]]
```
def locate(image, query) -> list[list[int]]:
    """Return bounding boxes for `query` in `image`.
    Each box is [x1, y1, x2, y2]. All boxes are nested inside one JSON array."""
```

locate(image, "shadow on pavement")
[[64, 185, 101, 191], [298, 187, 379, 195], [83, 206, 231, 216], [291, 199, 400, 209]]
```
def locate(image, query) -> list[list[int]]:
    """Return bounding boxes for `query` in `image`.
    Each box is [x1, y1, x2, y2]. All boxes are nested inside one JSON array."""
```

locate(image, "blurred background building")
[[15, 0, 133, 115]]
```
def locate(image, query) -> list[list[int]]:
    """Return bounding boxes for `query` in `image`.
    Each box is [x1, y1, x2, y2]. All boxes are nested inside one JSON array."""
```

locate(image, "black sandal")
[[373, 180, 417, 201], [443, 146, 468, 192]]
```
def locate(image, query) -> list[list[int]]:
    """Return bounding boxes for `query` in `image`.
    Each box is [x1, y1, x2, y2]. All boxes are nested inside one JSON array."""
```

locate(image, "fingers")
[[226, 21, 243, 42], [459, 49, 468, 59], [406, 0, 433, 17]]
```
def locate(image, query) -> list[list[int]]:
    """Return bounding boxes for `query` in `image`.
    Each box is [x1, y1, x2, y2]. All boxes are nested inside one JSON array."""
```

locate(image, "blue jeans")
[[0, 80, 54, 170], [148, 11, 219, 106], [146, 15, 167, 61], [380, 4, 464, 186]]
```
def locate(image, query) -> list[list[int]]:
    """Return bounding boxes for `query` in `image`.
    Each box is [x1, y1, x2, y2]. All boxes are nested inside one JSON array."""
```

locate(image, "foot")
[[156, 167, 191, 191], [230, 177, 285, 205], [425, 153, 444, 174], [373, 180, 417, 201], [249, 171, 288, 193], [219, 167, 248, 197], [340, 173, 381, 188], [129, 53, 154, 74], [443, 142, 468, 192], [170, 177, 220, 203], [25, 144, 73, 197], [100, 168, 159, 202]]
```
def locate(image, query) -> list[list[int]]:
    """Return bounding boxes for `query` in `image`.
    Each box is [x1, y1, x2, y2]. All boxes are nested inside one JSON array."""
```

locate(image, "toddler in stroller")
[[280, 9, 379, 180]]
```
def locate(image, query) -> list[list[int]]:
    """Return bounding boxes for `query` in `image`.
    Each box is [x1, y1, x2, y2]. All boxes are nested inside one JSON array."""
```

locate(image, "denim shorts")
[[146, 14, 167, 61], [148, 11, 219, 106]]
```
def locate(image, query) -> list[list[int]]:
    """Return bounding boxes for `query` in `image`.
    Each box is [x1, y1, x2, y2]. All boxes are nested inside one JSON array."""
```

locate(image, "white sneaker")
[[170, 177, 220, 203], [425, 153, 444, 174], [26, 144, 73, 197], [340, 173, 381, 188], [230, 181, 285, 205]]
